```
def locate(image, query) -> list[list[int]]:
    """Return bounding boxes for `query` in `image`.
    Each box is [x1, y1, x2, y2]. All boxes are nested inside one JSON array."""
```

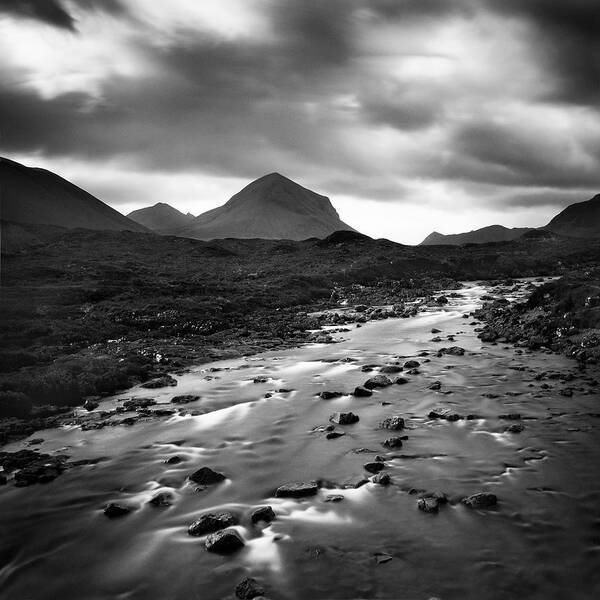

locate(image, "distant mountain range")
[[0, 157, 147, 233], [127, 202, 194, 233], [420, 194, 600, 245], [420, 225, 533, 245], [2, 156, 599, 244]]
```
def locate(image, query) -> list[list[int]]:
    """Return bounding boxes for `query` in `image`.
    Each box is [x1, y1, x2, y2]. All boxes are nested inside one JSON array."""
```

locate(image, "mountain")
[[127, 202, 194, 233], [176, 172, 356, 241], [420, 225, 532, 245], [544, 194, 600, 238], [0, 157, 148, 232]]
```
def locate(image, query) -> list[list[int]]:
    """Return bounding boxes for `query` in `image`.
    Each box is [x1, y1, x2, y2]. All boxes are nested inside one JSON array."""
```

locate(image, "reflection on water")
[[1, 283, 599, 599]]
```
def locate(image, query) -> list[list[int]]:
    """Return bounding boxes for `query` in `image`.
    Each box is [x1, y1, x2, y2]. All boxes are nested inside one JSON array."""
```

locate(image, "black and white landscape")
[[1, 2, 600, 600]]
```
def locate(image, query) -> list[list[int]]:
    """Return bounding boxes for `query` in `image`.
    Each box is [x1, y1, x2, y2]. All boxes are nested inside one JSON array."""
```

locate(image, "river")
[[1, 282, 599, 600]]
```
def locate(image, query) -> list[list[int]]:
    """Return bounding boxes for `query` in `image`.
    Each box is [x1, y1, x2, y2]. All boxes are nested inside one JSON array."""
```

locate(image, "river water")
[[1, 283, 599, 600]]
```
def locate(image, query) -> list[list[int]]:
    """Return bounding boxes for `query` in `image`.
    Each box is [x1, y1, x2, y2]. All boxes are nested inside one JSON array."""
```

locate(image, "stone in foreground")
[[189, 466, 226, 486], [275, 481, 319, 498], [103, 503, 131, 518], [417, 497, 440, 513], [353, 385, 373, 397], [462, 492, 497, 509], [205, 529, 245, 553], [188, 511, 237, 536], [251, 505, 276, 524], [330, 411, 359, 425], [235, 577, 265, 600], [364, 375, 393, 389], [379, 416, 405, 430]]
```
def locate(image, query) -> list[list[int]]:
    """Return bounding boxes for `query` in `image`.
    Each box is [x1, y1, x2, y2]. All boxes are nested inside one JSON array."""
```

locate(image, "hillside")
[[420, 225, 532, 245], [0, 157, 148, 233], [177, 172, 356, 240], [127, 202, 194, 233], [544, 194, 600, 238]]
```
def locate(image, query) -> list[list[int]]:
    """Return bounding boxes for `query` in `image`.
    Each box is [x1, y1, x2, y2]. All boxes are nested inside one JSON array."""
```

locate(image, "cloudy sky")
[[1, 0, 599, 243]]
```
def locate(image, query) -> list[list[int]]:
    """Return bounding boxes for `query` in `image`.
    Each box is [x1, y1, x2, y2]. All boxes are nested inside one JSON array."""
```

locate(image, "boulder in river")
[[428, 407, 462, 421], [380, 365, 403, 374], [189, 466, 226, 486], [276, 481, 319, 498], [140, 375, 177, 389], [235, 577, 265, 600], [428, 381, 442, 390], [353, 385, 373, 397], [171, 394, 200, 404], [104, 503, 131, 518], [417, 497, 440, 513], [251, 505, 276, 524], [505, 423, 525, 433], [379, 416, 405, 430], [462, 492, 497, 509], [326, 430, 346, 439], [364, 375, 393, 389], [205, 529, 245, 554], [372, 472, 391, 485], [188, 511, 237, 536], [393, 376, 409, 385], [364, 461, 385, 473], [403, 360, 420, 369], [148, 491, 174, 507], [319, 390, 343, 400], [83, 399, 99, 411], [330, 412, 359, 425], [382, 436, 403, 448]]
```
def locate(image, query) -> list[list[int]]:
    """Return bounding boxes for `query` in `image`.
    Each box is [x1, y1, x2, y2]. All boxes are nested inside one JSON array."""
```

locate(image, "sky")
[[1, 0, 599, 244]]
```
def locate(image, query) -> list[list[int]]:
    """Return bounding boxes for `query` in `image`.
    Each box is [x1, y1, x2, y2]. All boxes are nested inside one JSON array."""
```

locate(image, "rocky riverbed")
[[1, 281, 599, 600]]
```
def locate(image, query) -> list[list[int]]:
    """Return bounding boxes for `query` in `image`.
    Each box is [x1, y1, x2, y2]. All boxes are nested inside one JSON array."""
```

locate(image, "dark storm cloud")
[[0, 0, 75, 30], [0, 0, 128, 31], [448, 121, 600, 189], [487, 0, 600, 104]]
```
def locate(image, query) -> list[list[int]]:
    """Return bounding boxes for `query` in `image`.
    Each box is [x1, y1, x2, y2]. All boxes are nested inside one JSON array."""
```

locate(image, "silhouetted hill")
[[420, 225, 532, 245], [177, 173, 357, 240], [544, 194, 600, 238], [0, 157, 148, 232], [127, 202, 194, 233]]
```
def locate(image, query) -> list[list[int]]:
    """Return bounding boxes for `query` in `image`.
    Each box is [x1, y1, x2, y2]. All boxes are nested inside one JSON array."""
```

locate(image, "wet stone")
[[276, 481, 319, 498], [235, 577, 265, 600], [417, 497, 440, 513], [364, 461, 385, 474], [330, 412, 359, 425], [382, 437, 403, 448], [463, 492, 498, 509], [429, 407, 462, 421], [319, 391, 343, 400], [189, 466, 226, 486], [140, 375, 177, 389], [148, 491, 174, 507], [379, 416, 405, 430], [165, 455, 182, 464], [188, 511, 237, 536], [104, 503, 131, 518], [171, 394, 200, 404], [326, 430, 346, 439], [251, 505, 276, 524], [394, 377, 409, 385], [205, 529, 245, 554], [324, 494, 344, 502], [403, 360, 420, 369], [505, 423, 525, 433], [353, 386, 373, 397], [364, 375, 393, 389], [380, 365, 403, 374], [372, 472, 391, 485]]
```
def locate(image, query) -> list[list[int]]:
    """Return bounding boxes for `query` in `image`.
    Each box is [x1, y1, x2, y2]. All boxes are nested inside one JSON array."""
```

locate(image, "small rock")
[[326, 430, 346, 439], [319, 391, 343, 400], [188, 512, 237, 536], [431, 328, 442, 334], [353, 386, 373, 397], [104, 503, 131, 518], [372, 472, 391, 485], [394, 377, 409, 385], [165, 455, 182, 464], [364, 462, 385, 474], [251, 506, 276, 524], [379, 416, 405, 430], [205, 529, 245, 554], [428, 407, 462, 421], [141, 375, 177, 389], [324, 494, 344, 502], [417, 497, 439, 513], [148, 491, 174, 507], [380, 365, 403, 374], [403, 360, 420, 369], [189, 466, 226, 486], [83, 399, 99, 411], [382, 436, 403, 448], [462, 492, 497, 509], [505, 423, 525, 433], [275, 481, 319, 498], [330, 412, 359, 425], [235, 577, 265, 600], [364, 375, 393, 389], [171, 394, 200, 404], [428, 381, 442, 391]]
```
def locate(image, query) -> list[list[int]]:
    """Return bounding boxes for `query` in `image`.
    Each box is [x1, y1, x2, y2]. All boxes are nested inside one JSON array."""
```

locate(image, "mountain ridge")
[[128, 202, 195, 233]]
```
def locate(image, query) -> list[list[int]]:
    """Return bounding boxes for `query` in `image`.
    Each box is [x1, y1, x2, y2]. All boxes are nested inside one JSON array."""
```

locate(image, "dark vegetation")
[[2, 222, 600, 421]]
